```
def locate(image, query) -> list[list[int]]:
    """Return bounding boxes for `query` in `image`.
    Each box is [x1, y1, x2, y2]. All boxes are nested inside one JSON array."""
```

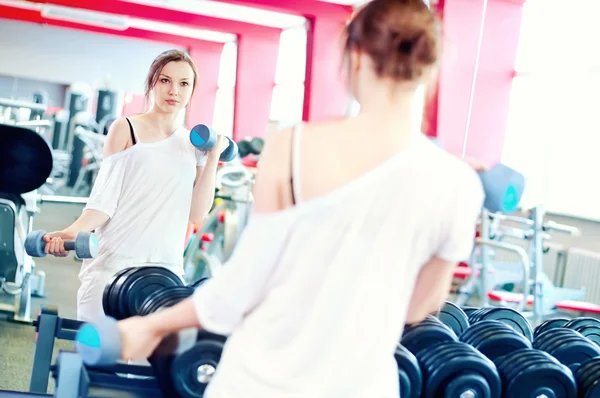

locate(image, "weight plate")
[[171, 339, 225, 398], [401, 323, 457, 356], [394, 345, 422, 398], [563, 317, 600, 332], [421, 344, 477, 377], [535, 329, 581, 353], [474, 307, 533, 341], [579, 359, 600, 397], [425, 342, 501, 398], [461, 306, 480, 318], [576, 325, 600, 347], [551, 338, 600, 370], [506, 360, 576, 398], [437, 301, 470, 337], [504, 350, 560, 386], [476, 332, 532, 361], [138, 286, 195, 316], [460, 320, 507, 346], [469, 322, 515, 349], [534, 318, 569, 340], [104, 267, 139, 319], [574, 357, 600, 393], [118, 266, 184, 319]]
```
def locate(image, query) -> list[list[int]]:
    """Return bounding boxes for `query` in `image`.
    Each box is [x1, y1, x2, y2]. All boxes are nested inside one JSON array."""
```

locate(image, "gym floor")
[[1, 203, 600, 394]]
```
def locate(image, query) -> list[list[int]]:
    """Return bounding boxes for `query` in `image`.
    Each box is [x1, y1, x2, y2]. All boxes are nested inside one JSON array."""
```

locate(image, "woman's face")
[[152, 61, 195, 113]]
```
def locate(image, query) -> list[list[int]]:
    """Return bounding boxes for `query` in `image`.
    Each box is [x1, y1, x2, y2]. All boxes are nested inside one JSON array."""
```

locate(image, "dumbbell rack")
[[29, 306, 162, 398], [465, 205, 584, 325]]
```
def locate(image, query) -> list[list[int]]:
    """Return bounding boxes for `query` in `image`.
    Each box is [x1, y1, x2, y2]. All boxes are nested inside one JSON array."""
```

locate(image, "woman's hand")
[[214, 135, 230, 155], [43, 230, 76, 257], [117, 316, 164, 361], [463, 157, 487, 172]]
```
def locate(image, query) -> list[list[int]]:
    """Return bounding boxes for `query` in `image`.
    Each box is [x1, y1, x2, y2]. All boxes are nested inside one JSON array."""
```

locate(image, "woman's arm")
[[188, 136, 232, 224]]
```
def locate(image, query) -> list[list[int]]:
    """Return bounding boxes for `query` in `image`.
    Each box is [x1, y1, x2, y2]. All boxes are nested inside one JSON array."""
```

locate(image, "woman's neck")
[[357, 86, 425, 138], [145, 106, 181, 135]]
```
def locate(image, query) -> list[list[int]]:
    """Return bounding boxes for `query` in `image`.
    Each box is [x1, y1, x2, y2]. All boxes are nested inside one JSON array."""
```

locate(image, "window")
[[270, 25, 307, 127], [212, 41, 237, 137], [502, 0, 600, 220]]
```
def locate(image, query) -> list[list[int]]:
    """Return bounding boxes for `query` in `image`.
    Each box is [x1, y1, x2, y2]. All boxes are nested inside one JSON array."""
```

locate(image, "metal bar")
[[0, 98, 47, 112], [39, 195, 89, 204], [474, 237, 531, 312]]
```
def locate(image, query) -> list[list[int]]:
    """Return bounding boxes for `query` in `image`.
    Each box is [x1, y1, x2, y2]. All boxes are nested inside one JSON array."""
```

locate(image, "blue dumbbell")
[[190, 124, 238, 162], [76, 317, 122, 366], [478, 164, 524, 213], [25, 230, 99, 259]]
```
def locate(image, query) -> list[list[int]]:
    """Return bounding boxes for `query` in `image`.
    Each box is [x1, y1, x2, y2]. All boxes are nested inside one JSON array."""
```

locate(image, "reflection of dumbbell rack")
[[460, 205, 583, 325]]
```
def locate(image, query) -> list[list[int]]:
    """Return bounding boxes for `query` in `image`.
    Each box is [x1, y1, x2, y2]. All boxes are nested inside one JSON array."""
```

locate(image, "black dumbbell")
[[25, 230, 99, 259], [401, 317, 501, 397], [467, 307, 534, 341], [493, 348, 577, 398], [533, 328, 600, 373], [190, 124, 238, 162], [102, 266, 186, 321]]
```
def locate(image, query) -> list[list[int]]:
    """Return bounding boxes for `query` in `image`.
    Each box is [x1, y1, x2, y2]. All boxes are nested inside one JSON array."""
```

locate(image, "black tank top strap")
[[125, 117, 137, 145]]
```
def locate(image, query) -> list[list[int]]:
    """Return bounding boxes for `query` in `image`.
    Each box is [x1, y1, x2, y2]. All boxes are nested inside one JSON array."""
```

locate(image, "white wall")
[[0, 19, 184, 94]]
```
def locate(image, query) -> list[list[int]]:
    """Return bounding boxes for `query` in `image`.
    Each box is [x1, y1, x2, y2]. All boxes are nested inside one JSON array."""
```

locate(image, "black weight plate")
[[576, 325, 600, 347], [536, 329, 582, 353], [535, 329, 581, 352], [506, 361, 576, 398], [545, 334, 587, 359], [575, 357, 600, 394], [426, 343, 501, 398], [137, 286, 172, 316], [581, 360, 600, 397], [171, 339, 225, 398], [421, 344, 477, 377], [461, 306, 480, 318], [394, 345, 422, 398], [106, 267, 140, 319], [475, 307, 533, 341], [0, 124, 53, 194], [505, 350, 560, 385], [460, 320, 508, 346], [102, 267, 138, 318], [415, 340, 472, 373], [401, 323, 457, 356], [534, 318, 570, 340], [469, 322, 516, 349], [476, 332, 532, 361], [468, 308, 491, 324], [551, 339, 600, 369], [437, 301, 470, 337], [138, 286, 194, 316], [120, 266, 184, 319], [563, 317, 600, 331]]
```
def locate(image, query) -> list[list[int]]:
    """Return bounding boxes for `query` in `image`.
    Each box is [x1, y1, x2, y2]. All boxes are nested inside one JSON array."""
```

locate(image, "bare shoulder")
[[103, 117, 134, 158]]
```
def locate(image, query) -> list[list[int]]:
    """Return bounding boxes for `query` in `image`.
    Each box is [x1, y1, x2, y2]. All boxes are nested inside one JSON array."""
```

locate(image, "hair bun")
[[344, 0, 440, 82]]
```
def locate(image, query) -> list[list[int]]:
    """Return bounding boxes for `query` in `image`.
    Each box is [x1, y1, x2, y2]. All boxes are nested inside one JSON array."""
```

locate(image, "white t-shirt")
[[193, 130, 485, 398], [79, 126, 207, 278]]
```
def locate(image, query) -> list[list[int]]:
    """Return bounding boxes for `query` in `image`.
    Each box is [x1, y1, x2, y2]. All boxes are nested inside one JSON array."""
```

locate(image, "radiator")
[[563, 247, 600, 305]]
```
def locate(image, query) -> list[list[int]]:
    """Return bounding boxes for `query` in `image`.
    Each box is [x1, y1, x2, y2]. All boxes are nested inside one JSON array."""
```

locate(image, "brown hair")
[[144, 49, 198, 99], [344, 0, 440, 82]]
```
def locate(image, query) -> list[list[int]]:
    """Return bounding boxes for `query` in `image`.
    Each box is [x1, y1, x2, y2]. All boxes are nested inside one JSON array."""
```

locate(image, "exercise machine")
[[455, 205, 590, 326]]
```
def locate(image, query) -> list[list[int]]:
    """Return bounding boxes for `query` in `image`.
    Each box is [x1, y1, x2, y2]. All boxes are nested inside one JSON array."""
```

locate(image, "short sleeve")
[[192, 213, 295, 335], [436, 172, 485, 263], [83, 154, 128, 219], [195, 149, 208, 167]]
